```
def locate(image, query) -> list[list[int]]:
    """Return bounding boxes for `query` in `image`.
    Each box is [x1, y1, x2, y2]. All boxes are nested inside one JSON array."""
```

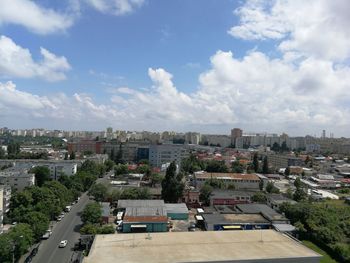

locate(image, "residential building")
[[185, 132, 201, 145], [260, 153, 304, 170], [231, 128, 242, 146], [67, 140, 103, 154], [0, 185, 11, 233], [0, 169, 35, 191], [149, 144, 189, 168]]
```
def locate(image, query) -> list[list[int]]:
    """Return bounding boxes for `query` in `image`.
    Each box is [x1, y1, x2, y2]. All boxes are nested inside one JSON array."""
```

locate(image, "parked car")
[[30, 247, 39, 257], [59, 240, 68, 248]]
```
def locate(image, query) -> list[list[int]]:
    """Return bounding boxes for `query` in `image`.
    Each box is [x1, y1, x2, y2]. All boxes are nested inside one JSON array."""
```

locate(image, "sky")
[[0, 0, 350, 137]]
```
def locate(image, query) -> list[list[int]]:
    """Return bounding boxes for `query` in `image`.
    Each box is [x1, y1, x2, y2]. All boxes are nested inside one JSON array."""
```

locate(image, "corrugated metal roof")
[[123, 216, 168, 223], [118, 200, 164, 208], [165, 203, 188, 214], [125, 206, 167, 217]]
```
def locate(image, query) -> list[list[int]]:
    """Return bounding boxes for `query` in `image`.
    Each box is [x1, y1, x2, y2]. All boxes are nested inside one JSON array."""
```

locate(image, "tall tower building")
[[322, 130, 326, 139], [231, 128, 243, 146]]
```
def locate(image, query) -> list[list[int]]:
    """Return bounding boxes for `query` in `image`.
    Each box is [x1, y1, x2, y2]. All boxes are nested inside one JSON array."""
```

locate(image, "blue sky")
[[0, 0, 350, 137]]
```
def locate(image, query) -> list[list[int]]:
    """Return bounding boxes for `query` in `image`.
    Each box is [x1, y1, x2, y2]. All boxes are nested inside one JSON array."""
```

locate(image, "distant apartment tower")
[[149, 144, 189, 168], [322, 130, 326, 139], [185, 132, 201, 144], [231, 128, 243, 146]]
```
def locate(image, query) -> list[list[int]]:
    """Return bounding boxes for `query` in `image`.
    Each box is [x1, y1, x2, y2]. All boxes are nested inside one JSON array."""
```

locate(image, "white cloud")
[[228, 0, 350, 61], [86, 0, 145, 15], [1, 47, 350, 135], [0, 0, 75, 34], [0, 35, 71, 81]]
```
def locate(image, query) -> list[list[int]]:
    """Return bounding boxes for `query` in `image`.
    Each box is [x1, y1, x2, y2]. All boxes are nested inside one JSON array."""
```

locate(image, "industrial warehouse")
[[116, 200, 189, 233]]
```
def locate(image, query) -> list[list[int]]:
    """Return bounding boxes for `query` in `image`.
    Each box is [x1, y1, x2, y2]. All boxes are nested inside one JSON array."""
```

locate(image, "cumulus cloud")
[[228, 0, 350, 61], [0, 35, 71, 81], [86, 0, 145, 15], [0, 0, 75, 34], [3, 49, 350, 135]]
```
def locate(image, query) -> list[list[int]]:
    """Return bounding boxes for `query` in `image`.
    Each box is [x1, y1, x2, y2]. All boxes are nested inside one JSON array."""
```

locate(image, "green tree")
[[80, 160, 99, 175], [293, 187, 307, 202], [252, 192, 267, 203], [98, 225, 115, 234], [262, 156, 269, 174], [114, 164, 129, 176], [137, 188, 151, 199], [81, 202, 102, 224], [88, 183, 108, 202], [137, 164, 151, 177], [259, 179, 264, 191], [205, 178, 224, 189], [80, 223, 98, 235], [253, 153, 259, 172], [199, 184, 213, 205], [7, 142, 20, 156], [231, 161, 244, 173], [108, 189, 121, 203], [104, 160, 115, 172], [30, 166, 51, 187], [271, 142, 280, 152], [149, 173, 164, 187], [8, 223, 34, 262], [281, 141, 289, 152], [265, 181, 279, 193], [294, 177, 302, 188], [205, 160, 228, 173], [21, 211, 49, 240], [161, 162, 184, 203], [0, 147, 6, 158]]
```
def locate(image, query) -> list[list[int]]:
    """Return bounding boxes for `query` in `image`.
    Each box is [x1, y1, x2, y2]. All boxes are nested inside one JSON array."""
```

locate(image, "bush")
[[98, 225, 115, 234]]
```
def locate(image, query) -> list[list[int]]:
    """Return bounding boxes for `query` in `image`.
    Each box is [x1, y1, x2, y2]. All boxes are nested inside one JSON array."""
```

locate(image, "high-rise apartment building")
[[231, 128, 243, 146]]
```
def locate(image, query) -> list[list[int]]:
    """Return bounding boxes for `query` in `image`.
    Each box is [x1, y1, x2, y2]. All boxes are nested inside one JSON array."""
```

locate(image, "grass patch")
[[302, 240, 338, 263]]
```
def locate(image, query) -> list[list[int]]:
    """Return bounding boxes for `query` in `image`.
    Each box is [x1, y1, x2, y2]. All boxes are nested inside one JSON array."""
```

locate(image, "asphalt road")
[[31, 193, 90, 263]]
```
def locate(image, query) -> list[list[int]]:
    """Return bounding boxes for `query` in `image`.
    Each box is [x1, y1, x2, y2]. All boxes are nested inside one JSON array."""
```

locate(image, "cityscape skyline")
[[0, 126, 338, 139], [0, 0, 350, 136]]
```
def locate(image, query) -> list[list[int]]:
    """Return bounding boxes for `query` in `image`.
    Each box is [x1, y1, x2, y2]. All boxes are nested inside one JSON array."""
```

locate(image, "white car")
[[59, 240, 68, 248]]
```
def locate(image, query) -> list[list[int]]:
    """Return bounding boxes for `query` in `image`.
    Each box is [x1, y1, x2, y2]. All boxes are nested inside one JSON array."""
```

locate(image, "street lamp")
[[12, 235, 23, 263]]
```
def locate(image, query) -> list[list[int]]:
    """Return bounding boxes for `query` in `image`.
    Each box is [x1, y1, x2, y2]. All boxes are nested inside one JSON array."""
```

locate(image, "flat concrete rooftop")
[[84, 230, 320, 263]]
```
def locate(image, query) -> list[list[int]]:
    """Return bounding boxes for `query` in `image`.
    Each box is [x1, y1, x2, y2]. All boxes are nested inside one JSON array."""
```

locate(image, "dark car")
[[24, 256, 32, 263], [30, 247, 39, 257]]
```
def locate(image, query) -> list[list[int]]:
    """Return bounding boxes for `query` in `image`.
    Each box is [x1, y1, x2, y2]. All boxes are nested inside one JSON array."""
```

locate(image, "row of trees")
[[79, 202, 115, 235], [88, 183, 152, 202], [182, 154, 271, 175], [0, 159, 106, 262], [280, 201, 350, 262]]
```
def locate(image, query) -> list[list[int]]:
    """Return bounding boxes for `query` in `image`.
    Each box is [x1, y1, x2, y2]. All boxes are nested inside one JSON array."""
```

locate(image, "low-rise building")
[[210, 190, 256, 206], [194, 172, 260, 190], [117, 200, 168, 233], [266, 194, 297, 211]]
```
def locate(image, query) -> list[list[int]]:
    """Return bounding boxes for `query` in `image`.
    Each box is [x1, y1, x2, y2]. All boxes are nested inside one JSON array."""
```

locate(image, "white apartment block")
[[0, 160, 78, 180], [0, 185, 11, 233], [149, 144, 189, 168], [0, 169, 35, 191]]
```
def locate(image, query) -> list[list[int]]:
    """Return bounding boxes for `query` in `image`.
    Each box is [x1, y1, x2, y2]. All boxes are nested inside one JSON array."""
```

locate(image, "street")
[[31, 193, 90, 263]]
